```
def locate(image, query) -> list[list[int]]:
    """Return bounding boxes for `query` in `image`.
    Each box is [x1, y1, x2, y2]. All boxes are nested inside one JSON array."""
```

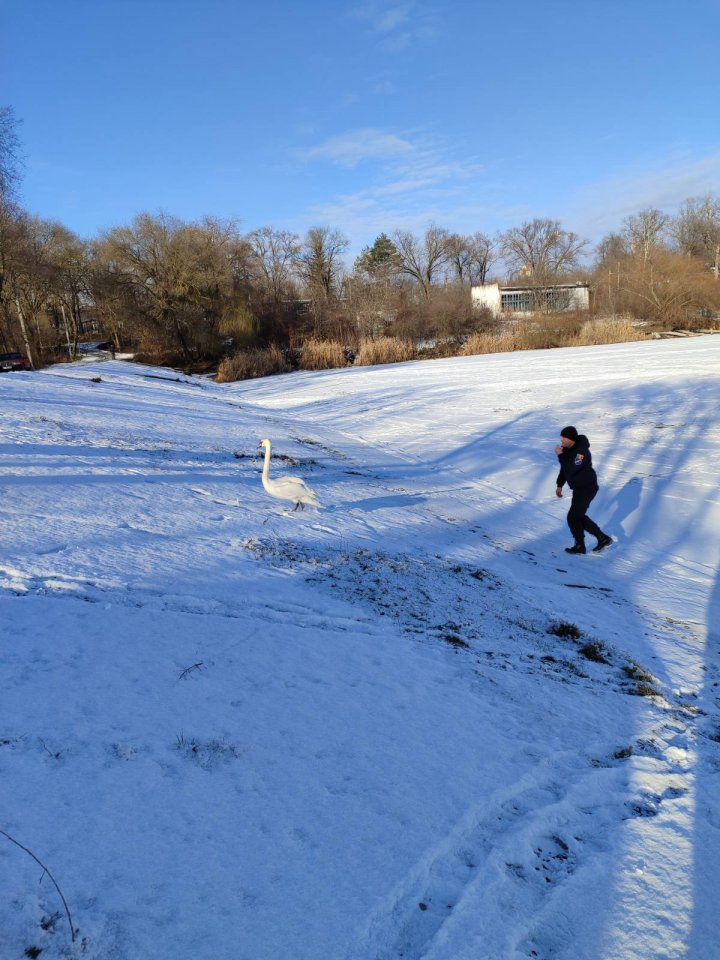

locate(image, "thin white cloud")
[[288, 132, 720, 258], [371, 78, 398, 97], [302, 129, 415, 168], [291, 128, 509, 252], [375, 4, 412, 32], [351, 2, 412, 33], [301, 127, 483, 181], [350, 2, 436, 50], [566, 149, 720, 240]]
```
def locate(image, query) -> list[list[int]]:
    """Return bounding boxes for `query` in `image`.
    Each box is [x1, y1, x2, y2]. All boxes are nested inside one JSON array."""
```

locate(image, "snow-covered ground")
[[1, 337, 719, 960]]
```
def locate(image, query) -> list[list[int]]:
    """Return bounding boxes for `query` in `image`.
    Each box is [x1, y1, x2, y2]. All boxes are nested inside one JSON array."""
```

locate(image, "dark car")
[[0, 351, 32, 372]]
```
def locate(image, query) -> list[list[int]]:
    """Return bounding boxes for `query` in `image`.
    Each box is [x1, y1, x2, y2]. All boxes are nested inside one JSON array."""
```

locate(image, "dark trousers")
[[567, 485, 603, 544]]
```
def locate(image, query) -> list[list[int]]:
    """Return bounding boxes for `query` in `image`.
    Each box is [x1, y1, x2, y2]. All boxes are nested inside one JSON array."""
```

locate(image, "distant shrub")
[[299, 339, 346, 370], [547, 620, 582, 640], [572, 317, 647, 346], [578, 640, 611, 664], [216, 346, 291, 382], [355, 336, 416, 366]]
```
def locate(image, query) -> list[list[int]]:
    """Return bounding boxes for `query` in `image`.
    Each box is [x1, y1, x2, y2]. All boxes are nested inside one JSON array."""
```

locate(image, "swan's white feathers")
[[259, 438, 320, 508]]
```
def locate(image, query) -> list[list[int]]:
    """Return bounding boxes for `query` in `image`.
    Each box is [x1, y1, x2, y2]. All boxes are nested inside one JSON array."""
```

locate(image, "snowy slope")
[[1, 338, 719, 960]]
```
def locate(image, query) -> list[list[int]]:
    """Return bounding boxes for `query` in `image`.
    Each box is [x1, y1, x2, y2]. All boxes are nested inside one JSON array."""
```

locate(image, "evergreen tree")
[[354, 233, 400, 283]]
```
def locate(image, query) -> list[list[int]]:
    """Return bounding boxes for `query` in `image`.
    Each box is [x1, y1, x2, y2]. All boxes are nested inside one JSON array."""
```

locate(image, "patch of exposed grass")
[[441, 633, 470, 649], [621, 661, 661, 697], [626, 682, 661, 698], [547, 620, 582, 640], [622, 661, 654, 683], [578, 640, 611, 664]]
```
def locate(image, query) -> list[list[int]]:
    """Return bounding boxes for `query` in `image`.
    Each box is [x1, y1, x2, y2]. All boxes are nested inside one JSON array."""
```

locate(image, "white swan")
[[258, 439, 320, 511]]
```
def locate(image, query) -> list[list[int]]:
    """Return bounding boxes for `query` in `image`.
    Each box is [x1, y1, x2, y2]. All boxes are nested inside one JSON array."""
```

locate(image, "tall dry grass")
[[299, 339, 346, 370], [461, 329, 539, 355], [355, 337, 416, 366], [216, 345, 291, 382], [462, 313, 647, 356], [572, 316, 647, 345]]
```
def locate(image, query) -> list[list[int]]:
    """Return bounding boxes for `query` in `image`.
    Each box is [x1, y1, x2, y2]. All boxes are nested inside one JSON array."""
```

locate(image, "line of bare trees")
[[2, 104, 719, 371], [594, 202, 720, 321]]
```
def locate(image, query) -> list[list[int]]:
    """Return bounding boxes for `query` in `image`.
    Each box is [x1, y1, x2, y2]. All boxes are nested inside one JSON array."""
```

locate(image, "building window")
[[542, 288, 573, 311], [501, 292, 533, 313], [500, 287, 578, 313]]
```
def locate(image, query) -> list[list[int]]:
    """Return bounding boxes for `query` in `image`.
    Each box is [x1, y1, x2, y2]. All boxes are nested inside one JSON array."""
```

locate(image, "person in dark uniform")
[[554, 426, 613, 555]]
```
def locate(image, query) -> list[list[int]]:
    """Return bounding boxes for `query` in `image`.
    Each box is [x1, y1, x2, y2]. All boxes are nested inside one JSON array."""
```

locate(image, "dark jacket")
[[556, 434, 598, 491]]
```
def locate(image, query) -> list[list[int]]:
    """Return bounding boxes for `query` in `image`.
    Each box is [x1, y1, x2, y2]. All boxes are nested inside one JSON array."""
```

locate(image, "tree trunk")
[[10, 274, 35, 369], [60, 304, 73, 356]]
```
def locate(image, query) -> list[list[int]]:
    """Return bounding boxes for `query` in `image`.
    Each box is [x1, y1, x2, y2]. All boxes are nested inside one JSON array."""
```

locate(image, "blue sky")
[[4, 0, 720, 256]]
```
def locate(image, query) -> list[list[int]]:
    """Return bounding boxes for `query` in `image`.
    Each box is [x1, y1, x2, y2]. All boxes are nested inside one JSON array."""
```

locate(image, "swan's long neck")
[[262, 442, 272, 480]]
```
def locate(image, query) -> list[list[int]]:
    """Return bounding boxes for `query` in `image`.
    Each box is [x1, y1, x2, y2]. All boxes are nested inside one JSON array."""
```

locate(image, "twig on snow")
[[0, 828, 76, 943], [178, 661, 204, 680]]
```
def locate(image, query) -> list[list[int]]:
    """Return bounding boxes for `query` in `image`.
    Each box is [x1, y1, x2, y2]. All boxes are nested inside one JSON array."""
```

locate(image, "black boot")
[[592, 534, 613, 553], [565, 543, 586, 555]]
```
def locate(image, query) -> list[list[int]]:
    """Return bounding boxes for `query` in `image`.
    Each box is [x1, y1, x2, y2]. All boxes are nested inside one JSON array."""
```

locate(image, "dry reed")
[[572, 317, 647, 346], [355, 336, 416, 365], [299, 339, 346, 370], [461, 330, 523, 355], [216, 345, 290, 382]]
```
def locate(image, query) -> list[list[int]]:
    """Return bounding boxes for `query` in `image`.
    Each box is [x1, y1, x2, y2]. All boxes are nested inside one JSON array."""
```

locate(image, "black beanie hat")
[[560, 426, 579, 441]]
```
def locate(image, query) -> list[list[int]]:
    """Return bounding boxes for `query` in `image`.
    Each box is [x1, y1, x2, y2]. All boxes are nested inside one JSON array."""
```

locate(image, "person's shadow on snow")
[[604, 477, 643, 541]]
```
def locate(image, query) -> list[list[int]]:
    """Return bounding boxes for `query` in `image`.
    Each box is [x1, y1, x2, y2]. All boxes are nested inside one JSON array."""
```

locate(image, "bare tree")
[[294, 226, 349, 306], [499, 218, 588, 285], [443, 232, 495, 286], [47, 224, 92, 355], [621, 208, 670, 263], [98, 213, 250, 361], [444, 233, 472, 285], [595, 232, 629, 270], [467, 233, 495, 285], [592, 232, 632, 317], [0, 202, 44, 363], [0, 106, 23, 200], [393, 225, 449, 299], [247, 226, 300, 305], [673, 194, 720, 279], [618, 249, 720, 323], [0, 197, 23, 349], [11, 217, 57, 357], [0, 109, 27, 350], [86, 253, 130, 352]]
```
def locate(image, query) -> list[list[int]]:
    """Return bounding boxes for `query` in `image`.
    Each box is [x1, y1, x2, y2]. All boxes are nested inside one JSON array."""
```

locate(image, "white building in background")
[[471, 282, 591, 318]]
